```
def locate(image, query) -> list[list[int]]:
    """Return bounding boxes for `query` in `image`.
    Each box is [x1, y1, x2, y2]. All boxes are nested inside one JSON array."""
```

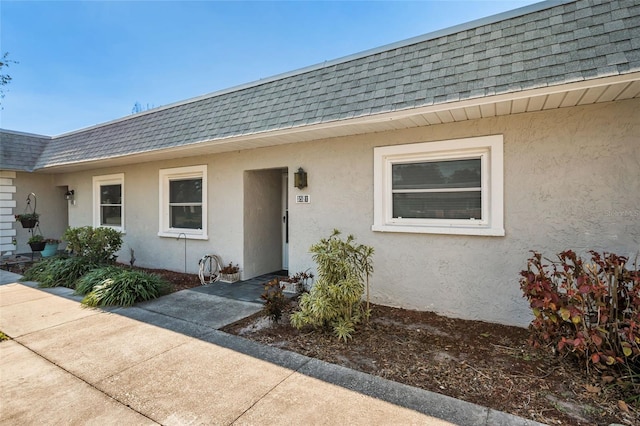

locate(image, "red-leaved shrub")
[[520, 250, 639, 375]]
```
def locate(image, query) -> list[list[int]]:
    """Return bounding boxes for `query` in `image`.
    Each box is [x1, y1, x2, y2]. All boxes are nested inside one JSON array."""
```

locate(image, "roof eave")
[[35, 71, 640, 174]]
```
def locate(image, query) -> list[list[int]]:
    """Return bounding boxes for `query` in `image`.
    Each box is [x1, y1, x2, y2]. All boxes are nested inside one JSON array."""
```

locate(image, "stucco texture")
[[55, 99, 639, 327]]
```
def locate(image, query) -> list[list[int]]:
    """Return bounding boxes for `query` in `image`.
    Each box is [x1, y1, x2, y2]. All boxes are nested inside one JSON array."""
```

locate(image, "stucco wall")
[[54, 98, 639, 327], [12, 172, 68, 254], [290, 99, 638, 327]]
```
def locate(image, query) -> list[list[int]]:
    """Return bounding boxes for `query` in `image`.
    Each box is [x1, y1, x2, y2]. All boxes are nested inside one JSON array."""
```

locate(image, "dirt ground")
[[225, 303, 640, 426]]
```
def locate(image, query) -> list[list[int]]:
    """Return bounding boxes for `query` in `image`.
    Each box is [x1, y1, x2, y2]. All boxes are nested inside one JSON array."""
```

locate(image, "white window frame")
[[93, 173, 125, 232], [373, 135, 504, 236], [158, 165, 208, 239]]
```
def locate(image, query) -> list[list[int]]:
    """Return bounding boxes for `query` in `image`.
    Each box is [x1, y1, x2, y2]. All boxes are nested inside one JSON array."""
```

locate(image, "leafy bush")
[[63, 226, 123, 264], [290, 230, 374, 341], [22, 256, 98, 288], [261, 278, 289, 322], [80, 268, 169, 307], [520, 250, 640, 398]]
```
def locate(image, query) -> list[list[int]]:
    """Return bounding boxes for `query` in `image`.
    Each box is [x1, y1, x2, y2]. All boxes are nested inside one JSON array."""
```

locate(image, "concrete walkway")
[[0, 270, 544, 425]]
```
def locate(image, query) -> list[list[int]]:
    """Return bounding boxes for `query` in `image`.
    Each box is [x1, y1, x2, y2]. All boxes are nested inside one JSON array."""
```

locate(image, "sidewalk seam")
[[9, 338, 161, 425], [229, 358, 313, 424]]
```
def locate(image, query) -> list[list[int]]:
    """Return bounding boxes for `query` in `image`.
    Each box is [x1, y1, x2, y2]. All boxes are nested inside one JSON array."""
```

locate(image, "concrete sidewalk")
[[0, 272, 544, 425]]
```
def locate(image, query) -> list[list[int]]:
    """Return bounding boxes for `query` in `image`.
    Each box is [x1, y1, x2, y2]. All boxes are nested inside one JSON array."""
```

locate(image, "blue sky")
[[1, 0, 539, 136]]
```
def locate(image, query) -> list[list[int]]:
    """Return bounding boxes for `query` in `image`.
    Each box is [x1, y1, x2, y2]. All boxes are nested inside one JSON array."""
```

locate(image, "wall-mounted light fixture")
[[294, 167, 307, 189], [64, 190, 75, 201]]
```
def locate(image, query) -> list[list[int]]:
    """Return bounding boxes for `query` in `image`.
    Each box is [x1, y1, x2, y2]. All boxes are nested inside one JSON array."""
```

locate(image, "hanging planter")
[[26, 212, 45, 253], [28, 235, 46, 252], [15, 213, 39, 229], [16, 193, 40, 228]]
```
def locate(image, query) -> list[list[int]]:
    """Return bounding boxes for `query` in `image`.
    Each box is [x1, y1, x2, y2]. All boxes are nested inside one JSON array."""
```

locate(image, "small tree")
[[0, 52, 18, 104], [290, 230, 374, 341]]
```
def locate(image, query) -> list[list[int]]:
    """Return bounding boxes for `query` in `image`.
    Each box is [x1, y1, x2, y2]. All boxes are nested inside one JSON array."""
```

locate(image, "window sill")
[[157, 231, 208, 240], [371, 224, 505, 236]]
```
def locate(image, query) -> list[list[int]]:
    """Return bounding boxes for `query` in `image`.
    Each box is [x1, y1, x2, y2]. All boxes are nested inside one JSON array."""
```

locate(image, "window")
[[93, 173, 124, 231], [373, 135, 504, 236], [159, 165, 207, 239]]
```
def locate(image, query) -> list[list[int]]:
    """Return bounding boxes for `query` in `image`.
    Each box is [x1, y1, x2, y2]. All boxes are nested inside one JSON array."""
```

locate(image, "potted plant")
[[280, 271, 314, 294], [41, 238, 61, 257], [15, 213, 39, 229], [28, 234, 46, 252], [219, 262, 240, 283]]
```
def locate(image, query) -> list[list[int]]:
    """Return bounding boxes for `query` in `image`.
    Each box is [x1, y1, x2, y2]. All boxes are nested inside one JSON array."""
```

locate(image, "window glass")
[[100, 184, 122, 204], [169, 179, 202, 203], [101, 205, 122, 226], [392, 159, 481, 190], [170, 206, 203, 229], [393, 192, 482, 219], [392, 158, 482, 220], [99, 184, 122, 226]]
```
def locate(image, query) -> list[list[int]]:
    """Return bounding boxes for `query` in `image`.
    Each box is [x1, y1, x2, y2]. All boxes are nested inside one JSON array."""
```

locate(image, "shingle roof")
[[15, 0, 640, 170], [0, 130, 50, 172]]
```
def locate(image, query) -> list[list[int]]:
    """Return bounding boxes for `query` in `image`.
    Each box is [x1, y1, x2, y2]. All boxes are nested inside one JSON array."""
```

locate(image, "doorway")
[[243, 168, 288, 279], [282, 171, 289, 271]]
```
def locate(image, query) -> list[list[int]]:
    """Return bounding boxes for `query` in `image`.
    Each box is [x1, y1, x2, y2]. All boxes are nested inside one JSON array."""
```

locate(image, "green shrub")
[[21, 256, 62, 282], [81, 268, 169, 307], [261, 278, 289, 322], [63, 226, 123, 264], [520, 250, 640, 403], [290, 230, 374, 341], [22, 256, 98, 288], [74, 266, 122, 295]]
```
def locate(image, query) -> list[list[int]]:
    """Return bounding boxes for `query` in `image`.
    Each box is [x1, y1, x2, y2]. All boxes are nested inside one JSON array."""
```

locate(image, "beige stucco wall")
[[12, 172, 69, 254], [53, 98, 639, 327]]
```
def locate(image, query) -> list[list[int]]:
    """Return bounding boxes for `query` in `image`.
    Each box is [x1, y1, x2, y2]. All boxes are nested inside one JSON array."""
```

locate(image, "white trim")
[[158, 165, 208, 240], [373, 135, 504, 236], [92, 173, 125, 232]]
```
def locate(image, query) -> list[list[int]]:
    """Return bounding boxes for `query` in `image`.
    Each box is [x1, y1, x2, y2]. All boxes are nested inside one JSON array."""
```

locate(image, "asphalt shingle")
[[0, 131, 50, 172]]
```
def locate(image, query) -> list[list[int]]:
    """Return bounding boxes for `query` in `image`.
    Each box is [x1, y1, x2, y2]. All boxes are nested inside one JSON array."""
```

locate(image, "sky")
[[1, 0, 540, 136]]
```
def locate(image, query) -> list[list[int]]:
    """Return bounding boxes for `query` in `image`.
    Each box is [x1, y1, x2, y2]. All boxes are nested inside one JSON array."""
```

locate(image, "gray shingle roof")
[[16, 0, 640, 169], [0, 130, 50, 172]]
